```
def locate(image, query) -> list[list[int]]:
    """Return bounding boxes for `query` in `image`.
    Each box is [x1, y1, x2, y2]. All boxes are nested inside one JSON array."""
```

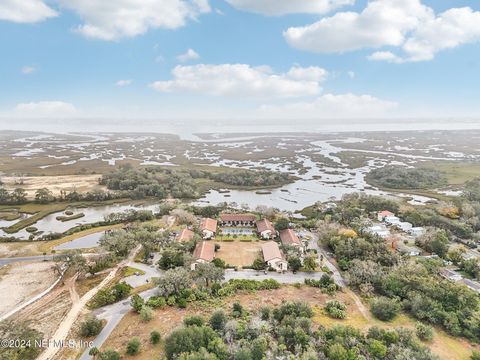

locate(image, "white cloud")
[[177, 48, 200, 63], [150, 64, 327, 98], [347, 71, 355, 78], [57, 0, 211, 40], [15, 101, 77, 117], [225, 0, 353, 16], [115, 79, 133, 86], [284, 0, 480, 62], [21, 66, 36, 74], [0, 0, 58, 23], [260, 93, 398, 118]]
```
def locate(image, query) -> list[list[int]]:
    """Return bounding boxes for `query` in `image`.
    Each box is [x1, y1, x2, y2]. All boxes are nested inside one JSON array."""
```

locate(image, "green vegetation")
[[324, 300, 347, 319], [367, 166, 447, 189], [89, 281, 132, 309], [55, 212, 85, 222], [0, 321, 43, 360], [370, 297, 401, 321], [79, 315, 103, 337]]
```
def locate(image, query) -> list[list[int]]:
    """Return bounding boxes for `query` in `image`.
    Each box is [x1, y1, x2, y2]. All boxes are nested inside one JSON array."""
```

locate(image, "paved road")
[[224, 269, 324, 283], [123, 261, 162, 288], [0, 255, 55, 266]]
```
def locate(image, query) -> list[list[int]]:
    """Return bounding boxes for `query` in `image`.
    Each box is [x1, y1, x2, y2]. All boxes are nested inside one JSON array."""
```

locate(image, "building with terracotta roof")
[[191, 241, 215, 270], [220, 213, 256, 227], [200, 218, 217, 239], [279, 228, 302, 248], [256, 218, 276, 239], [177, 228, 195, 242], [377, 210, 395, 221], [261, 241, 287, 272]]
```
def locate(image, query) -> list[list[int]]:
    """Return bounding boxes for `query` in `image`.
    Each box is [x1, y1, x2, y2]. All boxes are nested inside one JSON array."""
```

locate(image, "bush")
[[209, 310, 227, 331], [150, 330, 161, 345], [140, 306, 154, 322], [371, 297, 400, 321], [324, 300, 347, 319], [79, 315, 103, 337], [146, 296, 166, 309], [98, 349, 120, 360], [130, 294, 144, 313], [415, 322, 433, 341], [126, 337, 141, 355], [184, 315, 204, 327]]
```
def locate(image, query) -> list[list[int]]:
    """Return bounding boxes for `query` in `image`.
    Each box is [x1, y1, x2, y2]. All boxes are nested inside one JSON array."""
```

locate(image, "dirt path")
[[37, 245, 141, 360]]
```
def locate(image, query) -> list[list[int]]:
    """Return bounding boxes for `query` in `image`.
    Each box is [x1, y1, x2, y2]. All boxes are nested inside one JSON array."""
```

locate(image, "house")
[[396, 222, 413, 232], [261, 241, 288, 272], [200, 218, 217, 239], [177, 228, 194, 242], [367, 225, 390, 238], [219, 213, 256, 227], [191, 241, 215, 270], [408, 227, 425, 237], [384, 215, 401, 225], [377, 210, 395, 221], [256, 219, 276, 239], [279, 228, 302, 249], [395, 243, 421, 256], [440, 268, 463, 282]]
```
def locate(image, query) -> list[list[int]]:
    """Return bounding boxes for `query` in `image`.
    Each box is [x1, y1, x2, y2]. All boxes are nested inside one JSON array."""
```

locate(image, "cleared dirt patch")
[[214, 240, 263, 267], [2, 175, 104, 199], [0, 261, 56, 318]]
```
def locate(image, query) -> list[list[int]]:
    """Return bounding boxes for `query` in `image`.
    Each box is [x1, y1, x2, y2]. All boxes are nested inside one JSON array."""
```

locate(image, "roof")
[[261, 241, 284, 262], [279, 228, 301, 247], [192, 241, 215, 262], [177, 228, 194, 242], [378, 210, 394, 217], [200, 218, 217, 233], [256, 218, 275, 233], [220, 213, 256, 222]]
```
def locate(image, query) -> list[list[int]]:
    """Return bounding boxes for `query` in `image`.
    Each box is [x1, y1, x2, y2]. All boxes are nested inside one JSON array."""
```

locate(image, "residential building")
[[256, 218, 276, 239], [177, 228, 194, 242], [462, 278, 480, 293], [384, 215, 401, 225], [200, 218, 217, 239], [377, 210, 395, 221], [261, 241, 288, 272], [367, 225, 390, 238], [395, 242, 421, 256], [191, 241, 215, 270], [440, 268, 463, 282], [279, 228, 302, 248], [408, 227, 425, 237], [219, 213, 256, 227], [396, 222, 413, 232]]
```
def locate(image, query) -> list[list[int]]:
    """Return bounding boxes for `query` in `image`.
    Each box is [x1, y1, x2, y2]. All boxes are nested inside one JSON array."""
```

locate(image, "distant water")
[[1, 118, 480, 140]]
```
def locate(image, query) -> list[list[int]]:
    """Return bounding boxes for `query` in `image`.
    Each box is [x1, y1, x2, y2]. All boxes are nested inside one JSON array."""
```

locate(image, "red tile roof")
[[279, 229, 301, 247], [193, 241, 215, 262], [220, 213, 256, 222], [261, 241, 284, 262], [177, 228, 194, 242], [200, 218, 217, 233], [378, 210, 394, 217], [256, 218, 275, 233]]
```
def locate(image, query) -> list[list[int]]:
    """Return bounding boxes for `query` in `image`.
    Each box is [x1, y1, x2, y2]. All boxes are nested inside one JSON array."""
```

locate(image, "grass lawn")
[[214, 239, 263, 267], [122, 266, 146, 277]]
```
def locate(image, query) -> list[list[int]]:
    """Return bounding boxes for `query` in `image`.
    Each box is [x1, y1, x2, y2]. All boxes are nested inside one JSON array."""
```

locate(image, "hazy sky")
[[0, 0, 479, 121]]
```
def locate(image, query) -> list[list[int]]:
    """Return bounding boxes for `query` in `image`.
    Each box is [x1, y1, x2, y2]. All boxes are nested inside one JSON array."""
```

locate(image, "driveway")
[[123, 261, 162, 288], [224, 269, 324, 283]]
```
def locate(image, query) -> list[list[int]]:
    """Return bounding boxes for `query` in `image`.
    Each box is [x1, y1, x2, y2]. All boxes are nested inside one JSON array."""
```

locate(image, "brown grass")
[[214, 240, 263, 267]]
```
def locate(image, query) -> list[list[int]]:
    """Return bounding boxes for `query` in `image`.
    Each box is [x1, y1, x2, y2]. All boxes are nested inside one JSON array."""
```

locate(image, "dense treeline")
[[100, 165, 291, 200], [367, 166, 447, 189], [162, 301, 437, 360]]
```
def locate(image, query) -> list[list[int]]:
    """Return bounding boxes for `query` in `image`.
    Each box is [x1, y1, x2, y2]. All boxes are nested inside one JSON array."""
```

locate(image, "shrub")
[[232, 301, 243, 318], [260, 306, 271, 321], [415, 322, 433, 341], [146, 296, 166, 309], [324, 300, 347, 319], [209, 310, 227, 331], [184, 315, 204, 327], [79, 315, 103, 337], [140, 306, 154, 322], [371, 297, 400, 321], [150, 330, 161, 344], [130, 294, 144, 313], [126, 337, 141, 355], [98, 349, 120, 360]]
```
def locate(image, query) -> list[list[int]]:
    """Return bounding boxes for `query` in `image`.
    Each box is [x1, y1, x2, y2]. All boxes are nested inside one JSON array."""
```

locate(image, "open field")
[[1, 175, 104, 199], [214, 239, 262, 267], [98, 285, 477, 360], [422, 161, 480, 185], [0, 261, 56, 318]]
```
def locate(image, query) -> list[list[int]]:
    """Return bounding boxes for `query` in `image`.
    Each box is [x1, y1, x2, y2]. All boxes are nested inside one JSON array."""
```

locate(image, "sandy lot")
[[2, 175, 104, 199], [214, 240, 263, 267], [0, 261, 57, 318]]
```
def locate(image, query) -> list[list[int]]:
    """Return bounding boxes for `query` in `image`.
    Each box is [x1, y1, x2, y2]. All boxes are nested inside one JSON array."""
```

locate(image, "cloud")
[[225, 0, 353, 16], [284, 0, 480, 62], [177, 48, 200, 63], [57, 0, 211, 40], [0, 0, 58, 23], [115, 79, 133, 86], [150, 64, 327, 98], [21, 66, 36, 74], [15, 101, 77, 117], [260, 93, 398, 118]]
